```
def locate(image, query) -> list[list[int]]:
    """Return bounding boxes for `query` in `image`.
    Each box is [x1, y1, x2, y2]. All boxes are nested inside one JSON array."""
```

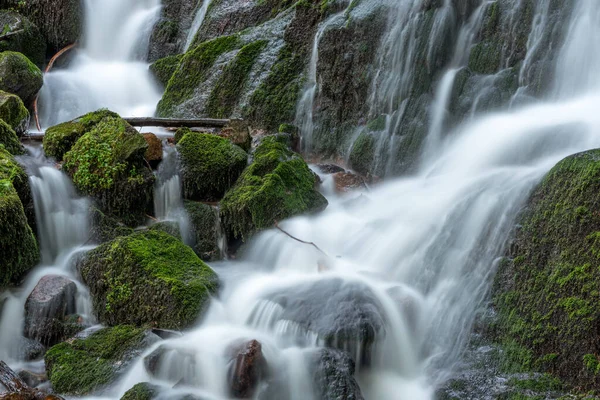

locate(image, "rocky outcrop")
[[0, 51, 43, 104], [147, 0, 197, 62], [0, 10, 46, 66], [493, 150, 600, 391], [77, 230, 218, 329]]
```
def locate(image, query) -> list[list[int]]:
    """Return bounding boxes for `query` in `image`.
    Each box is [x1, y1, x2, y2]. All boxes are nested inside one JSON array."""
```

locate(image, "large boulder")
[[24, 275, 82, 346], [494, 149, 600, 391], [44, 325, 158, 396], [0, 179, 38, 287], [220, 136, 327, 241], [0, 90, 29, 135], [77, 230, 219, 329], [178, 132, 247, 201], [62, 113, 155, 226], [0, 118, 24, 155], [184, 200, 221, 261], [0, 51, 43, 104], [309, 348, 364, 400], [0, 10, 46, 66]]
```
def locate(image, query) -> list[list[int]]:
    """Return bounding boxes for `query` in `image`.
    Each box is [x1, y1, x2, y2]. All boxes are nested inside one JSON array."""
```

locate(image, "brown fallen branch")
[[0, 29, 24, 41], [274, 221, 328, 256], [33, 43, 77, 132], [124, 117, 230, 128], [0, 360, 64, 399]]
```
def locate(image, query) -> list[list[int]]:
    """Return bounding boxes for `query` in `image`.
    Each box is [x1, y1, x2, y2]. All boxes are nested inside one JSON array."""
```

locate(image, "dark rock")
[[0, 10, 46, 66], [0, 90, 29, 136], [316, 164, 345, 174], [183, 200, 221, 261], [147, 0, 197, 62], [227, 339, 268, 398], [89, 206, 134, 244], [0, 51, 43, 104], [17, 336, 45, 360], [309, 348, 364, 400], [150, 328, 183, 340], [24, 275, 81, 346], [18, 369, 48, 387]]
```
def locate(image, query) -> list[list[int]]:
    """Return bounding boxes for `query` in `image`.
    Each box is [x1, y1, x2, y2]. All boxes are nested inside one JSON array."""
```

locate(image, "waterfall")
[[37, 0, 163, 128], [184, 0, 213, 52]]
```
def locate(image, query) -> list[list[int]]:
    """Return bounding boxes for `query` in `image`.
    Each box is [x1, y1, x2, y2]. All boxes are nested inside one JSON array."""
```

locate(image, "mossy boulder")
[[62, 114, 154, 226], [0, 118, 24, 155], [89, 206, 134, 244], [220, 136, 328, 241], [0, 90, 29, 135], [0, 146, 34, 228], [0, 10, 46, 66], [178, 132, 248, 201], [0, 179, 39, 287], [494, 149, 600, 391], [120, 382, 160, 400], [77, 230, 219, 329], [44, 325, 155, 396], [0, 51, 43, 103], [149, 54, 182, 88], [43, 109, 120, 161], [184, 200, 221, 261], [173, 126, 190, 144], [348, 131, 376, 177]]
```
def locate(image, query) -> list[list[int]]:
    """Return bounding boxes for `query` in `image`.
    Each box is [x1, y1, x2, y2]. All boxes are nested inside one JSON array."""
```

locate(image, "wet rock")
[[88, 206, 134, 244], [143, 132, 163, 168], [0, 51, 43, 104], [23, 275, 80, 346], [0, 10, 46, 66], [178, 132, 248, 201], [219, 120, 251, 152], [150, 328, 183, 340], [149, 220, 182, 240], [316, 164, 345, 174], [18, 370, 48, 387], [147, 0, 197, 62], [265, 277, 386, 366], [309, 348, 364, 400], [150, 54, 183, 87], [77, 230, 218, 329], [0, 90, 29, 136], [143, 344, 197, 385], [17, 336, 45, 360], [120, 382, 160, 400], [332, 171, 367, 193], [227, 339, 268, 399], [0, 118, 24, 155], [183, 200, 221, 261]]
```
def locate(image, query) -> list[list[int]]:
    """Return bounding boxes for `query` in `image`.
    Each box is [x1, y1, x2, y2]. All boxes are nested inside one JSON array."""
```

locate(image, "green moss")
[[149, 54, 183, 88], [0, 90, 28, 135], [494, 150, 600, 390], [366, 115, 386, 131], [156, 35, 241, 117], [173, 126, 191, 144], [89, 206, 134, 243], [0, 50, 43, 103], [178, 132, 248, 201], [45, 325, 146, 395], [77, 230, 218, 329], [205, 40, 268, 118], [120, 382, 160, 400], [278, 123, 298, 134], [0, 118, 23, 154], [220, 136, 328, 240], [348, 131, 375, 176], [184, 200, 220, 261], [468, 40, 502, 75]]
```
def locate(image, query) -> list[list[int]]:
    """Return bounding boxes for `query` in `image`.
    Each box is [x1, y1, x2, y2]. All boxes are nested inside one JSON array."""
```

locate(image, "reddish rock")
[[333, 171, 367, 193], [227, 339, 268, 398], [143, 133, 163, 167], [219, 120, 251, 151]]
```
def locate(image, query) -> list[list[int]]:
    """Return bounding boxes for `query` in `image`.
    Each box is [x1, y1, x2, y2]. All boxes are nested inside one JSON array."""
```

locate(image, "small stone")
[[226, 339, 268, 399]]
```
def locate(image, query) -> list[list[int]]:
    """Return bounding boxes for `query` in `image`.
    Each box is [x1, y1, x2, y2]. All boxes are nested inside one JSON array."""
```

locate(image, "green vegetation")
[[178, 132, 248, 201], [0, 90, 28, 135], [0, 118, 23, 154], [77, 230, 218, 329], [0, 50, 43, 102], [120, 383, 160, 400], [149, 54, 183, 87], [45, 325, 147, 395], [220, 135, 327, 240]]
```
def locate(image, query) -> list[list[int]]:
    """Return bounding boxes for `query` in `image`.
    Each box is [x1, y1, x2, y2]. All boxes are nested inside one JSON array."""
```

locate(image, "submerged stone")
[[309, 348, 364, 400]]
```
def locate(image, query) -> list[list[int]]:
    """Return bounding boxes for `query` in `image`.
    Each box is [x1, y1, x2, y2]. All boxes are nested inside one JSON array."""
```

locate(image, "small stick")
[[274, 221, 328, 256]]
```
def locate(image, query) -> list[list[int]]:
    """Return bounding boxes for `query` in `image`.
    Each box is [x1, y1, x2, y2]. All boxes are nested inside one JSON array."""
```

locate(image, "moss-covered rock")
[[0, 51, 43, 103], [0, 179, 39, 287], [43, 109, 120, 161], [178, 132, 247, 201], [220, 136, 328, 241], [0, 90, 29, 135], [63, 114, 154, 226], [156, 35, 240, 117], [0, 118, 23, 155], [120, 382, 160, 400], [0, 10, 46, 66], [184, 200, 221, 261], [44, 325, 152, 395], [149, 54, 182, 88], [89, 206, 134, 244], [173, 126, 190, 144], [0, 146, 34, 227], [348, 131, 375, 177], [494, 149, 600, 391], [77, 230, 219, 329]]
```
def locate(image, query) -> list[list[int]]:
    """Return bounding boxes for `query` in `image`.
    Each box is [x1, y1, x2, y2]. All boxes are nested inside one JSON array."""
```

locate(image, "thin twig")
[[274, 221, 328, 256], [0, 29, 24, 41]]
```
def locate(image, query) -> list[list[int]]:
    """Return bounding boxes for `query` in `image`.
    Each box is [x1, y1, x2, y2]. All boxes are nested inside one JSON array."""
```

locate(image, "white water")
[[37, 0, 163, 128], [184, 0, 213, 52]]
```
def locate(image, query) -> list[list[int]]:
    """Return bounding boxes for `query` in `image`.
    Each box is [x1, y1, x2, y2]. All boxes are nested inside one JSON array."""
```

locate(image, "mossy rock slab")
[[120, 382, 160, 400], [62, 113, 154, 226], [0, 118, 24, 155], [0, 179, 39, 287], [0, 146, 34, 228], [77, 230, 219, 329], [149, 54, 182, 88], [43, 109, 120, 161], [44, 325, 157, 396], [89, 206, 134, 244], [184, 200, 221, 261], [0, 10, 46, 67], [178, 132, 248, 201], [0, 50, 43, 103], [220, 135, 328, 241], [494, 149, 600, 391], [0, 90, 29, 135]]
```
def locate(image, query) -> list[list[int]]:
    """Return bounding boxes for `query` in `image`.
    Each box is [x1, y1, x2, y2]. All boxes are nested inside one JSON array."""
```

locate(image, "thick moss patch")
[[0, 50, 43, 103], [77, 230, 218, 329], [0, 118, 23, 155], [120, 382, 160, 400], [149, 54, 182, 88], [45, 325, 147, 395], [178, 132, 248, 201], [184, 200, 221, 261], [0, 179, 38, 287], [0, 90, 29, 135], [494, 150, 600, 391], [220, 136, 328, 241], [156, 35, 240, 117]]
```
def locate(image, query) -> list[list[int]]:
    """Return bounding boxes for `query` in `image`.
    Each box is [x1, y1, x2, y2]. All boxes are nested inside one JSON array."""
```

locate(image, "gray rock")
[[309, 348, 364, 400]]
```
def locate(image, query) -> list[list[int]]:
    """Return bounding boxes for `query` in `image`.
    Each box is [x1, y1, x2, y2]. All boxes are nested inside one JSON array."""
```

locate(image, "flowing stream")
[[3, 0, 600, 399]]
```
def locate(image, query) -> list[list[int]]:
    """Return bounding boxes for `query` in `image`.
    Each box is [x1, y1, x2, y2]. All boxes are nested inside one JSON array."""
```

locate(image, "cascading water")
[[184, 0, 213, 52], [37, 0, 163, 127]]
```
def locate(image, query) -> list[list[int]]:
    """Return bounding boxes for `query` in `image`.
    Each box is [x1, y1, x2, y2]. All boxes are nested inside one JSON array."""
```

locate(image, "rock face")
[[220, 135, 327, 241], [0, 51, 43, 104], [0, 146, 35, 229], [24, 275, 80, 346], [494, 150, 600, 391], [0, 10, 46, 66], [178, 132, 248, 201], [184, 200, 221, 261], [309, 348, 364, 400], [149, 54, 182, 87], [147, 0, 197, 62], [264, 278, 386, 366], [0, 90, 30, 135], [44, 325, 157, 395], [77, 230, 218, 329], [227, 339, 268, 399]]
